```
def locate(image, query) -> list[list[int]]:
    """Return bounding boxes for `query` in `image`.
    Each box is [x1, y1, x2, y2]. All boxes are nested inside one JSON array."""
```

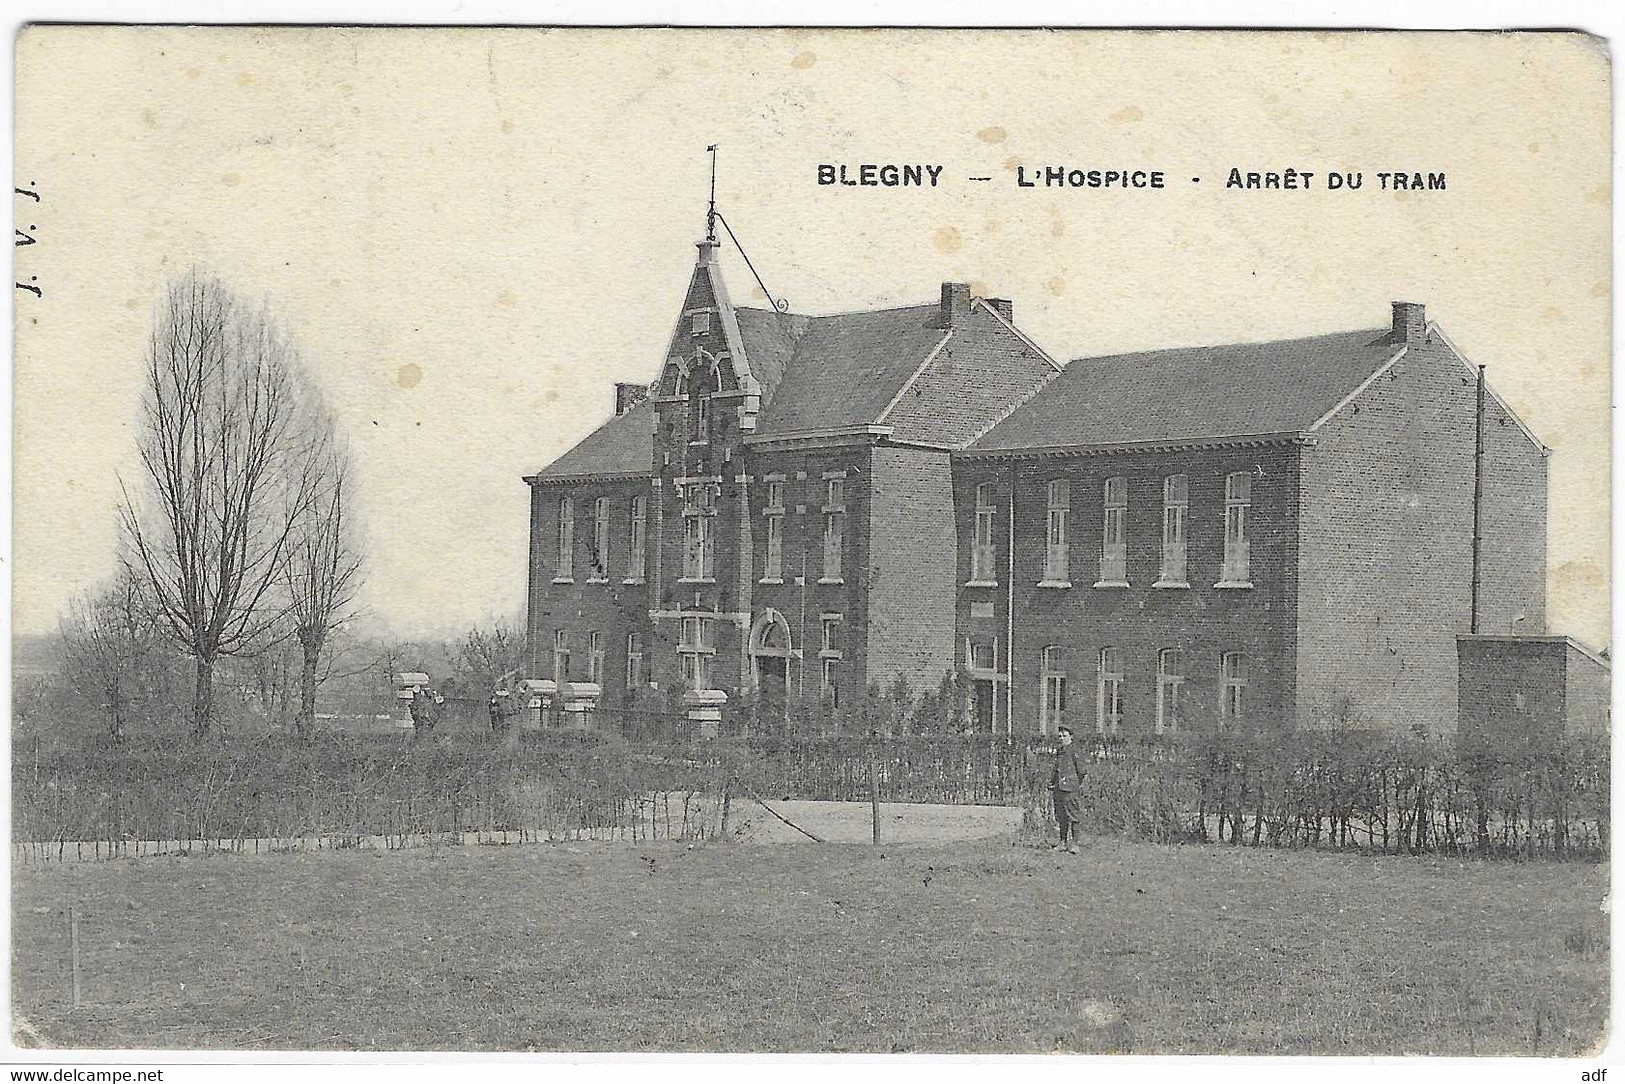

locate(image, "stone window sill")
[[819, 650, 844, 660], [758, 577, 784, 585], [551, 577, 575, 585], [1214, 580, 1255, 590], [621, 577, 646, 586], [1091, 580, 1130, 589], [964, 579, 999, 589], [586, 577, 610, 585], [818, 577, 844, 585], [1152, 580, 1191, 590], [677, 577, 717, 585], [1037, 580, 1073, 589]]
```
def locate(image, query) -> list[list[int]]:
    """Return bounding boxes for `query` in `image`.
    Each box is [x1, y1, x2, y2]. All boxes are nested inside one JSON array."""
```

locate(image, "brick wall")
[[954, 445, 1301, 735], [865, 445, 958, 696], [1457, 637, 1567, 746], [1297, 337, 1548, 734], [883, 304, 1057, 446], [525, 477, 657, 705]]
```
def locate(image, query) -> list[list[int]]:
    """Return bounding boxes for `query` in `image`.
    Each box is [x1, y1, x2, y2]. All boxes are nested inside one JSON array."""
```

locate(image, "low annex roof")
[[528, 398, 655, 482], [968, 327, 1401, 453]]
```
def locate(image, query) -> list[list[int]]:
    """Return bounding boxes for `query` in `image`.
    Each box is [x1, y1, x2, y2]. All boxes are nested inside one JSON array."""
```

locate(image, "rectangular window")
[[1158, 474, 1189, 586], [1099, 477, 1127, 585], [589, 497, 611, 580], [967, 638, 997, 674], [820, 615, 842, 656], [971, 482, 997, 583], [1041, 645, 1067, 735], [1097, 647, 1124, 735], [555, 498, 574, 580], [691, 311, 710, 336], [822, 478, 845, 581], [588, 632, 604, 685], [627, 495, 647, 581], [626, 632, 643, 688], [762, 480, 784, 581], [681, 483, 715, 581], [679, 616, 714, 692], [821, 657, 840, 706], [1045, 479, 1070, 583], [553, 629, 570, 687], [1221, 471, 1252, 585], [1156, 649, 1184, 735], [693, 395, 710, 443], [1221, 653, 1247, 728]]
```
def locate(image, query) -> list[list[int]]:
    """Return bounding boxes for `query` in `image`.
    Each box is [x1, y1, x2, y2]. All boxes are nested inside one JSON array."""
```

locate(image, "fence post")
[[868, 741, 880, 845], [68, 903, 82, 1012]]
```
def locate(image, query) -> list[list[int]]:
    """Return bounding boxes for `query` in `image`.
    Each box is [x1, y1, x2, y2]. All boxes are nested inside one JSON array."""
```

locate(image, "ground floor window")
[[1156, 649, 1184, 734], [1221, 652, 1246, 727], [1040, 645, 1066, 734], [1096, 647, 1123, 734]]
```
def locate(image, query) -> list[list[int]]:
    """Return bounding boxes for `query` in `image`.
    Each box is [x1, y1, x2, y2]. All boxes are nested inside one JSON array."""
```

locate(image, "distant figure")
[[1048, 724, 1085, 853], [409, 686, 438, 737]]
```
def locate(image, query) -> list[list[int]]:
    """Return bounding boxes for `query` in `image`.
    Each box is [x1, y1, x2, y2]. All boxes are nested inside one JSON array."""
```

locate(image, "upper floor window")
[[589, 497, 611, 581], [1044, 479, 1070, 584], [681, 482, 716, 582], [1097, 647, 1123, 735], [555, 498, 574, 580], [1099, 477, 1127, 585], [822, 476, 846, 582], [587, 632, 604, 685], [1040, 645, 1067, 735], [626, 632, 643, 689], [1221, 652, 1247, 728], [971, 482, 997, 584], [1220, 472, 1252, 586], [627, 495, 647, 582], [762, 479, 785, 581], [691, 311, 710, 336], [692, 394, 710, 443], [1156, 649, 1184, 735], [1158, 474, 1189, 587]]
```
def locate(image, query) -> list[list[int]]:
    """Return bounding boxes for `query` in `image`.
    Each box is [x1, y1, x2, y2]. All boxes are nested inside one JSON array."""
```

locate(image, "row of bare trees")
[[63, 270, 364, 740]]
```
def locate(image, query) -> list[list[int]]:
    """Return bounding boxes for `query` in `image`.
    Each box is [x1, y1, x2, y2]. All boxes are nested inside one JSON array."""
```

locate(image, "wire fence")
[[11, 726, 1608, 861]]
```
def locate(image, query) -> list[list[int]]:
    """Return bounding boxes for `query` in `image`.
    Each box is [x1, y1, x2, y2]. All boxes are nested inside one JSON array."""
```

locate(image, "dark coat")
[[1050, 742, 1084, 793]]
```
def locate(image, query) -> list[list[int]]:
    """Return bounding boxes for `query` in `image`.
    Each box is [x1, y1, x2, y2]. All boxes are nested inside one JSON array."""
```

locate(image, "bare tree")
[[59, 570, 158, 741], [453, 620, 526, 694], [282, 406, 365, 741], [119, 270, 315, 738]]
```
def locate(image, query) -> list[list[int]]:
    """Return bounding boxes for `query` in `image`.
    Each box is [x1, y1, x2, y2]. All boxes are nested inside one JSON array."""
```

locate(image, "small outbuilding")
[[1456, 635, 1610, 745]]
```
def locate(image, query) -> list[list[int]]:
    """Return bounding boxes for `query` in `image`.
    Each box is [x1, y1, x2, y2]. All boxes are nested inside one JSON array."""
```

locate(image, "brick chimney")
[[939, 282, 971, 327], [614, 381, 648, 416], [986, 297, 1014, 322], [1391, 301, 1427, 344]]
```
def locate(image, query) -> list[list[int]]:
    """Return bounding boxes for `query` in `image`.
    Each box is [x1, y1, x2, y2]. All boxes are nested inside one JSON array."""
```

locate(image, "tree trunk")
[[296, 635, 321, 741], [193, 655, 215, 738]]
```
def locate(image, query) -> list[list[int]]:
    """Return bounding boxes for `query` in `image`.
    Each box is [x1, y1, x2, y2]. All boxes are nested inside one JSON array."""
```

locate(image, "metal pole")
[[68, 904, 81, 1011], [1470, 364, 1486, 633], [869, 742, 881, 844]]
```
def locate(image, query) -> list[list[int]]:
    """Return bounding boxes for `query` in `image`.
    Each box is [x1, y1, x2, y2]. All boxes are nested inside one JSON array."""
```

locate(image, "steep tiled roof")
[[755, 305, 948, 436], [530, 398, 653, 481], [733, 307, 807, 401], [970, 328, 1400, 452]]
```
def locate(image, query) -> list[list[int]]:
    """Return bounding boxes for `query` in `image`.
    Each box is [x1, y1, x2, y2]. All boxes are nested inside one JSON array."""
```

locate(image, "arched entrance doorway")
[[749, 609, 794, 717]]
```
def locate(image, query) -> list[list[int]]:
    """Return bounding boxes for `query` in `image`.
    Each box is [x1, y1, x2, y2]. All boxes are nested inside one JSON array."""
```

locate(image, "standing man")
[[1049, 724, 1085, 853]]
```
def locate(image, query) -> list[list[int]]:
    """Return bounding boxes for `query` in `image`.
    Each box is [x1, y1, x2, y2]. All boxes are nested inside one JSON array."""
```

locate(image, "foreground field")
[[11, 838, 1609, 1054]]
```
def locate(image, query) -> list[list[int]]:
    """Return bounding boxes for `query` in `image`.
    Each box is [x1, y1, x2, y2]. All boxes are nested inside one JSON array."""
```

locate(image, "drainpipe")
[[1470, 365, 1486, 633], [1006, 462, 1016, 736]]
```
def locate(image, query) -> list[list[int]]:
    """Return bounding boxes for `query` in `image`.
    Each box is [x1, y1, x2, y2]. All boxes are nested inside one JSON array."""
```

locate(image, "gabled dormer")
[[651, 239, 763, 480]]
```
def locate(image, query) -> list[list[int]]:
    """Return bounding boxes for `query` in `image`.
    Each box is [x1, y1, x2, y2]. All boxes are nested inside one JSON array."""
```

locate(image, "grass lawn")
[[10, 837, 1609, 1054]]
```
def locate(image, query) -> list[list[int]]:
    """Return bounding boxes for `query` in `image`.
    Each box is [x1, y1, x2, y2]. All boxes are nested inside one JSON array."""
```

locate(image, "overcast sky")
[[13, 27, 1611, 646]]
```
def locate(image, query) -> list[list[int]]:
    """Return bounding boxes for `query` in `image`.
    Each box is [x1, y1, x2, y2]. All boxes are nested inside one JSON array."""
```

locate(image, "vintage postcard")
[[8, 25, 1612, 1064]]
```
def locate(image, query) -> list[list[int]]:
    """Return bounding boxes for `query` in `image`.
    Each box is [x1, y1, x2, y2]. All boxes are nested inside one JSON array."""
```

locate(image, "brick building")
[[524, 233, 1553, 737]]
